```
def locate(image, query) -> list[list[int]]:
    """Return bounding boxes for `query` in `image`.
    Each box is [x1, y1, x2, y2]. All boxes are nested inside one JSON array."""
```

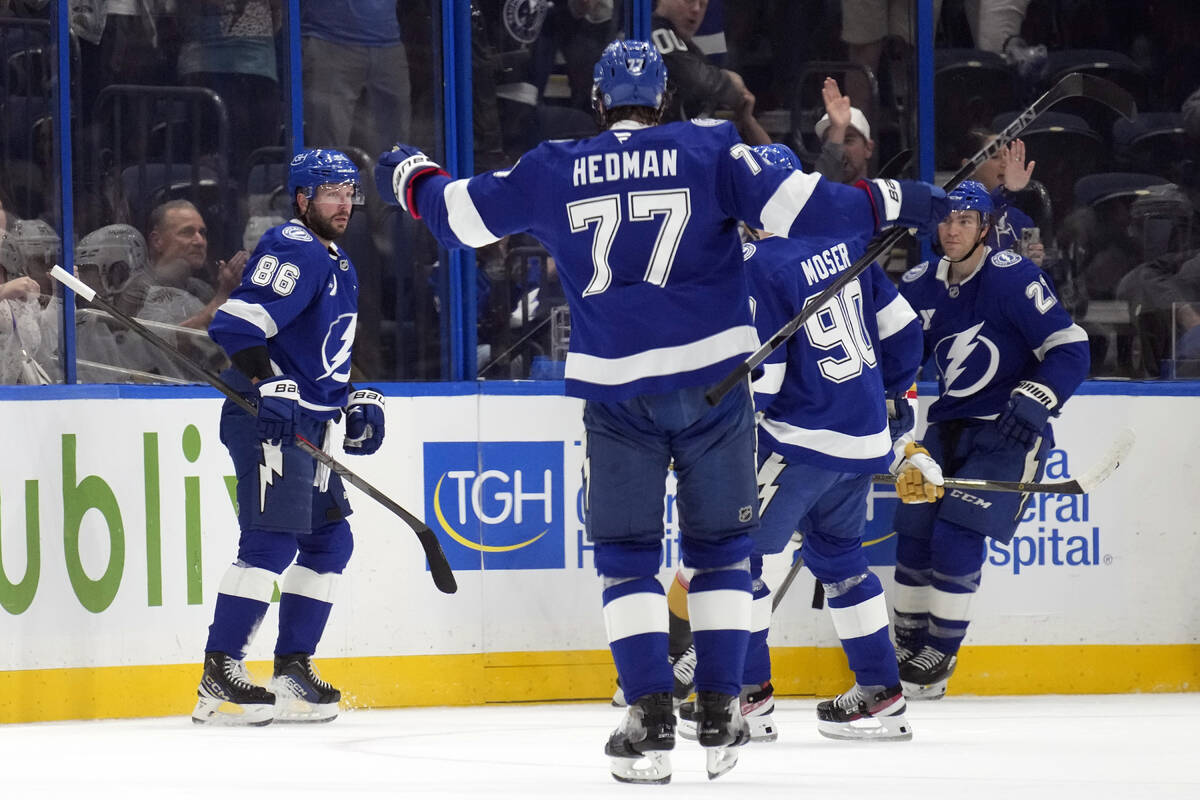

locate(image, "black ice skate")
[[693, 691, 751, 780], [192, 651, 275, 726], [816, 683, 912, 741], [605, 692, 675, 784], [270, 653, 341, 723], [677, 681, 777, 743], [899, 644, 957, 700]]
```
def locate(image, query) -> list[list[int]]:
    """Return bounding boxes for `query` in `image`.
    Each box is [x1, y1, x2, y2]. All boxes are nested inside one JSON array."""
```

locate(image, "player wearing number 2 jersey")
[[375, 40, 949, 783]]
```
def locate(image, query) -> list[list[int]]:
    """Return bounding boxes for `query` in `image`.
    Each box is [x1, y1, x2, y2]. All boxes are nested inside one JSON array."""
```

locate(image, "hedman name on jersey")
[[571, 149, 679, 186]]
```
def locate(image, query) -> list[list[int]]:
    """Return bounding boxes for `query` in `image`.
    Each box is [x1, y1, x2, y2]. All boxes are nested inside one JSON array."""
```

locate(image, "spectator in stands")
[[813, 78, 874, 184], [963, 128, 1044, 265], [0, 218, 60, 299], [966, 0, 1035, 54], [176, 0, 281, 177], [651, 0, 771, 145], [1184, 84, 1200, 143], [840, 0, 943, 124], [0, 221, 59, 383], [118, 199, 245, 331], [301, 1, 410, 159]]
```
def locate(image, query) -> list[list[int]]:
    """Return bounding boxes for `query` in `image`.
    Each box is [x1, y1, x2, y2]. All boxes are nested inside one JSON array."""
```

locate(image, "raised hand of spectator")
[[821, 77, 853, 139], [0, 276, 40, 302], [1025, 241, 1045, 267], [216, 250, 248, 297], [1000, 138, 1036, 192]]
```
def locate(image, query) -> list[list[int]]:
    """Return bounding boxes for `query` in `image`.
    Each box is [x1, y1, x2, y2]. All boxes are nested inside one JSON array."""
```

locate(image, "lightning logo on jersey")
[[757, 451, 786, 515], [319, 313, 357, 381], [937, 321, 1000, 398]]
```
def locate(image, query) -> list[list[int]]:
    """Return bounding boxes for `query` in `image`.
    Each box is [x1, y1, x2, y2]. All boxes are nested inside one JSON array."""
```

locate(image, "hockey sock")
[[687, 561, 751, 697], [928, 520, 988, 655], [275, 566, 338, 655], [742, 555, 773, 685], [205, 562, 278, 658], [602, 575, 671, 702], [824, 570, 899, 687], [894, 535, 934, 652]]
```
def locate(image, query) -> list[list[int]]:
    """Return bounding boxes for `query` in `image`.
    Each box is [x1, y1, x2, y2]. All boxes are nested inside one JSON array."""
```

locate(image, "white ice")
[[3, 694, 1195, 799]]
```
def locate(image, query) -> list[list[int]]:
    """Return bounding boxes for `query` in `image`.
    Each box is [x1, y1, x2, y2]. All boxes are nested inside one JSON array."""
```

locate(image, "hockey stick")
[[50, 265, 458, 595], [873, 427, 1135, 495], [706, 73, 1137, 406], [771, 546, 805, 612]]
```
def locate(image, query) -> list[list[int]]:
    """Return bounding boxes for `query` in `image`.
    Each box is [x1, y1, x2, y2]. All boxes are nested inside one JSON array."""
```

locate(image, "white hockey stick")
[[873, 427, 1136, 495]]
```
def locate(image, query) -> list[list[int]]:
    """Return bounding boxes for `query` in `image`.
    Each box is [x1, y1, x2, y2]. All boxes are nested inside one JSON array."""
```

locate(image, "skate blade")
[[817, 714, 912, 742], [705, 745, 740, 780], [901, 679, 947, 701], [747, 714, 778, 742], [610, 752, 671, 784], [677, 718, 698, 741], [191, 697, 274, 727], [273, 698, 339, 724]]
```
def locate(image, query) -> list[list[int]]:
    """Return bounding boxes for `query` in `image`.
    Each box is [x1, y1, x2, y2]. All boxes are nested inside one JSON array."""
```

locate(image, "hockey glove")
[[855, 178, 949, 238], [886, 391, 917, 444], [256, 376, 300, 445], [894, 441, 945, 504], [375, 144, 448, 219], [343, 388, 386, 455], [994, 380, 1055, 449]]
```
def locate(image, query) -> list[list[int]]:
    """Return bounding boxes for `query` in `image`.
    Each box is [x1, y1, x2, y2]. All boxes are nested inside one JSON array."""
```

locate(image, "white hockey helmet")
[[75, 223, 149, 298], [0, 218, 61, 281]]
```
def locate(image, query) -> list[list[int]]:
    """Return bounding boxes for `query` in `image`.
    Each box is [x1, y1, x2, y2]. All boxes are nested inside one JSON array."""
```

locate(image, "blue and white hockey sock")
[[276, 566, 338, 655], [894, 535, 934, 652], [602, 575, 671, 702], [688, 562, 751, 697], [742, 556, 773, 686], [928, 519, 987, 655], [205, 562, 278, 658], [825, 570, 899, 687]]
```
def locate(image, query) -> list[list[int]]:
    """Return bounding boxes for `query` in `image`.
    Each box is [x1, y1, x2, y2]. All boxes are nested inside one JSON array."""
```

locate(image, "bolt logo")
[[424, 442, 565, 570]]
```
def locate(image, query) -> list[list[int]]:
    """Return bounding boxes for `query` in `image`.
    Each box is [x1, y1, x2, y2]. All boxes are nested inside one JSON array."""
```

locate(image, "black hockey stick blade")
[[771, 545, 805, 612], [876, 147, 914, 180], [874, 428, 1136, 495], [705, 73, 1137, 408], [50, 266, 458, 594]]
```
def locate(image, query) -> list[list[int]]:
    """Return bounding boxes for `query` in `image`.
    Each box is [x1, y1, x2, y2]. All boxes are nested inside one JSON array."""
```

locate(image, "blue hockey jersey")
[[747, 235, 923, 473], [899, 247, 1089, 423], [209, 221, 359, 419], [411, 118, 883, 401]]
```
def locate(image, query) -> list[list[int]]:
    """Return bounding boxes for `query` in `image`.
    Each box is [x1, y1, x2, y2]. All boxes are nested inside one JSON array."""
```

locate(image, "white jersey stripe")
[[828, 592, 890, 640], [217, 298, 278, 337], [759, 170, 822, 236], [876, 293, 918, 340], [444, 179, 501, 248], [752, 361, 786, 396], [603, 591, 668, 642], [565, 325, 757, 386], [1033, 323, 1089, 361], [760, 416, 892, 460]]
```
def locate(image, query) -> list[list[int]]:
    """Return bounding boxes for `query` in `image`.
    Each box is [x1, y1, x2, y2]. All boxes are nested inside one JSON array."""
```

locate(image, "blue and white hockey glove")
[[886, 391, 916, 444], [994, 380, 1055, 449], [344, 388, 386, 456], [256, 376, 300, 445], [856, 178, 949, 237], [375, 144, 447, 219]]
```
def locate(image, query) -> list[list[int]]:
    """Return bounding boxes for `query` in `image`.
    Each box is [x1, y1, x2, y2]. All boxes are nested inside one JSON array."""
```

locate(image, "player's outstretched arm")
[[375, 144, 449, 219], [854, 179, 949, 237]]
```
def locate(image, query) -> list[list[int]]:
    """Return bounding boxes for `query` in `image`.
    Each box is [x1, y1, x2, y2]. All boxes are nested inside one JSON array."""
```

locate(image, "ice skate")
[[191, 651, 275, 726], [678, 680, 776, 742], [270, 653, 341, 723], [816, 683, 912, 741], [693, 691, 750, 780], [605, 692, 675, 784], [611, 647, 697, 708], [900, 644, 957, 700]]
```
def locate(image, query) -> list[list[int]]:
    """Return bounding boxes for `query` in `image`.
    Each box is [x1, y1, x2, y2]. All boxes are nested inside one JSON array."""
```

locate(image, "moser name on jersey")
[[798, 241, 853, 287], [571, 149, 679, 186]]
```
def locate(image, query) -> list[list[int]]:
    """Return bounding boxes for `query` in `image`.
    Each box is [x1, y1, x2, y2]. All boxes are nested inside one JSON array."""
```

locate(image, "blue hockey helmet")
[[592, 39, 667, 111], [287, 149, 363, 205], [947, 179, 994, 219], [752, 143, 803, 172]]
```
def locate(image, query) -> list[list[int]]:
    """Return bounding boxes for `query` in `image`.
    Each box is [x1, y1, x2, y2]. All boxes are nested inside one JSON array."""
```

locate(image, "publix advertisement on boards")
[[0, 389, 1195, 672]]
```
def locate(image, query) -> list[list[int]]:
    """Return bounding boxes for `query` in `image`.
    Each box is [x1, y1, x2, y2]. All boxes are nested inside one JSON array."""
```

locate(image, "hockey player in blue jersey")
[[668, 144, 941, 743], [374, 40, 948, 782], [891, 180, 1089, 700], [193, 149, 385, 726]]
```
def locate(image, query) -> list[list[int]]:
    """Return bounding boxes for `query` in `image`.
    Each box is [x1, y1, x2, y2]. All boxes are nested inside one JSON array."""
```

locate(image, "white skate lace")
[[907, 645, 947, 672], [833, 685, 865, 712], [895, 644, 914, 663], [672, 647, 697, 685], [223, 658, 259, 690]]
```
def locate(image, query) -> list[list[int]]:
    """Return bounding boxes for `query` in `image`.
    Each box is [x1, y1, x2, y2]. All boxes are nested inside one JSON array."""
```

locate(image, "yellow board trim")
[[2, 644, 1197, 724]]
